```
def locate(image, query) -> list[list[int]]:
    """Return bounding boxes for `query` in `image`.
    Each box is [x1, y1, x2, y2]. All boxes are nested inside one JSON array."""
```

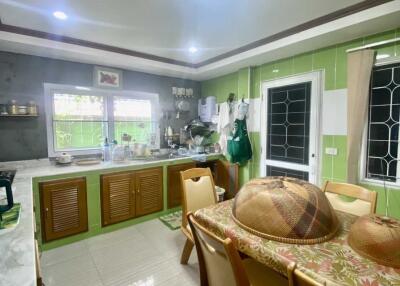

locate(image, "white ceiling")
[[0, 1, 399, 80], [0, 0, 363, 64]]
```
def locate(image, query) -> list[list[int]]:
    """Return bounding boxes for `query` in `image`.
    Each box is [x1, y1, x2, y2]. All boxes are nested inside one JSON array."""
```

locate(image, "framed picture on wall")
[[94, 66, 122, 89]]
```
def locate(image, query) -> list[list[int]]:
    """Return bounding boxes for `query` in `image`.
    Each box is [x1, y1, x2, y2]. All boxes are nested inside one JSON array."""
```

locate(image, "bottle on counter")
[[103, 137, 111, 161]]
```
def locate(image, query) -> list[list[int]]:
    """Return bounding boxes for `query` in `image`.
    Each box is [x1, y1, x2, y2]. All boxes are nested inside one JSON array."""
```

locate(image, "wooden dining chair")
[[180, 168, 217, 264], [322, 181, 377, 216], [188, 212, 289, 286], [287, 263, 326, 286]]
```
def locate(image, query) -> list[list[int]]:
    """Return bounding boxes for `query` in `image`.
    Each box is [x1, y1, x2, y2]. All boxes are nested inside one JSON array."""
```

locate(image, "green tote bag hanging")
[[227, 118, 252, 165]]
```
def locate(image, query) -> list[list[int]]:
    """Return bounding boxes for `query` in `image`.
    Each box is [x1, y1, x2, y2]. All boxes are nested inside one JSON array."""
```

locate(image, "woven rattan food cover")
[[348, 215, 400, 268], [232, 177, 340, 244]]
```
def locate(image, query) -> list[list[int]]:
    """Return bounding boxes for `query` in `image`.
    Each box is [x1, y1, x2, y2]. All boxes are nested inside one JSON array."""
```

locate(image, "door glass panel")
[[267, 82, 311, 165], [266, 166, 309, 181]]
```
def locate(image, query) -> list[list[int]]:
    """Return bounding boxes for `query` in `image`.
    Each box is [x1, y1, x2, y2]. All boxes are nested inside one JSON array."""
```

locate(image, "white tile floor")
[[41, 219, 200, 286]]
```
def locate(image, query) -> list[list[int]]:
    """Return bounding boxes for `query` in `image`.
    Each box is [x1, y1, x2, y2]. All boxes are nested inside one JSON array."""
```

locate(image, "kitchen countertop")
[[0, 153, 221, 286]]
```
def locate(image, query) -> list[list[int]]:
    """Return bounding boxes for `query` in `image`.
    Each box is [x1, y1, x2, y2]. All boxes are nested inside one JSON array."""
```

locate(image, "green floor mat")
[[0, 203, 21, 230], [159, 210, 182, 230]]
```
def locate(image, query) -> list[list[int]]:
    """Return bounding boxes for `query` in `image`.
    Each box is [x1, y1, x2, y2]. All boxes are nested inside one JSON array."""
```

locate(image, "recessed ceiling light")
[[53, 11, 68, 20], [189, 47, 198, 54]]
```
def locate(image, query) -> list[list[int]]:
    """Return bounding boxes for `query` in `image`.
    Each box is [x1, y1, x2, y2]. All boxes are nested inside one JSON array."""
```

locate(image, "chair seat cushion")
[[243, 258, 288, 286]]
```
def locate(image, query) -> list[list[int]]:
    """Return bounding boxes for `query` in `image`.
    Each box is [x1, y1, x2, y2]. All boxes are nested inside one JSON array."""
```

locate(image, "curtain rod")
[[346, 37, 400, 53]]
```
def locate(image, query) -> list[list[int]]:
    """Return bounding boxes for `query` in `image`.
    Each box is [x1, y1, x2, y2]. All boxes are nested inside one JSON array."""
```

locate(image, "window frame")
[[360, 56, 400, 187], [260, 71, 323, 186], [44, 83, 160, 157]]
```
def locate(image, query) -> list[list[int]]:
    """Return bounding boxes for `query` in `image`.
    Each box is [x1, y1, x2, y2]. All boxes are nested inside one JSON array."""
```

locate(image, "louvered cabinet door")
[[40, 177, 88, 242], [101, 172, 135, 226], [135, 167, 163, 216]]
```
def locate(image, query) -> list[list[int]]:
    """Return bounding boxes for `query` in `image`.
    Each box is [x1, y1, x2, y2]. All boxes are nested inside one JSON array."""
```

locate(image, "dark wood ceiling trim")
[[193, 0, 393, 67], [0, 22, 196, 68], [0, 0, 393, 69]]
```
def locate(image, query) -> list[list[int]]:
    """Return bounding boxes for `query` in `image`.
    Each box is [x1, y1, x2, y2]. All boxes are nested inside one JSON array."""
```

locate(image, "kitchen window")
[[364, 62, 400, 184], [44, 83, 159, 157], [113, 96, 154, 145]]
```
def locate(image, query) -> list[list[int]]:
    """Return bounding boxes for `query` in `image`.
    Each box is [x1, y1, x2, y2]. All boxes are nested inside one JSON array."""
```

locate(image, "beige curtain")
[[347, 50, 375, 184]]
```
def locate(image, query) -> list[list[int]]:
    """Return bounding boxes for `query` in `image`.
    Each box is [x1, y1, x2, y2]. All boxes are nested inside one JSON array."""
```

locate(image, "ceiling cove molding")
[[0, 0, 393, 69], [0, 30, 196, 79], [0, 19, 196, 68], [195, 0, 393, 67]]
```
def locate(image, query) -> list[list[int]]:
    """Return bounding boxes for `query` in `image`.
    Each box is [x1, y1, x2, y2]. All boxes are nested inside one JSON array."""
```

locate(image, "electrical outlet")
[[325, 147, 338, 156]]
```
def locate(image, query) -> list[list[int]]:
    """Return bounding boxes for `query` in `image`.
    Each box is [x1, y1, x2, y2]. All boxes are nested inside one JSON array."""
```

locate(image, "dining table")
[[194, 199, 400, 286]]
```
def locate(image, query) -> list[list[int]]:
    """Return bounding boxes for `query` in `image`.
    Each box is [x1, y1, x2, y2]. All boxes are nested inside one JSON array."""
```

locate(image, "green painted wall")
[[201, 27, 400, 219], [203, 29, 400, 101]]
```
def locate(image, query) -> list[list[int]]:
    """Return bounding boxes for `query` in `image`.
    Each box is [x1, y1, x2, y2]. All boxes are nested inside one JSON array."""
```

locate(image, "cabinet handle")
[[45, 208, 49, 219], [137, 189, 140, 194]]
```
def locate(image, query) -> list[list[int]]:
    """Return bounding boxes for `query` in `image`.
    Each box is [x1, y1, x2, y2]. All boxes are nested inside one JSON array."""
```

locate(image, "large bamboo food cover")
[[232, 177, 340, 244]]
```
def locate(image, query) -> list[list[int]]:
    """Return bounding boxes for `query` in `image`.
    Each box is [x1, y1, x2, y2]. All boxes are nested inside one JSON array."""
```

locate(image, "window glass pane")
[[53, 93, 106, 150], [266, 166, 309, 181], [113, 97, 153, 144], [114, 122, 156, 144], [53, 93, 104, 120], [267, 82, 311, 164], [113, 97, 151, 121], [54, 121, 105, 150], [367, 63, 400, 182]]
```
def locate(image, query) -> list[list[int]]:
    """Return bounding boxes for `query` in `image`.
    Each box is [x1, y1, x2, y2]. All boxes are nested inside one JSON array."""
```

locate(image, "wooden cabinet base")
[[135, 167, 163, 216], [101, 171, 135, 226], [101, 167, 163, 226], [39, 177, 88, 242]]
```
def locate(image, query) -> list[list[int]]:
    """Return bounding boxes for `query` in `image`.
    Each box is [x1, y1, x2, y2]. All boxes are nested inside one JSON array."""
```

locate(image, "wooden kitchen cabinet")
[[101, 167, 163, 226], [39, 177, 88, 242], [101, 171, 135, 226], [135, 168, 163, 216], [167, 162, 196, 208]]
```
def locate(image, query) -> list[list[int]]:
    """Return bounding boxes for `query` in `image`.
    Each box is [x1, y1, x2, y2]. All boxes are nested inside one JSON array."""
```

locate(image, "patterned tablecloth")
[[194, 200, 400, 286]]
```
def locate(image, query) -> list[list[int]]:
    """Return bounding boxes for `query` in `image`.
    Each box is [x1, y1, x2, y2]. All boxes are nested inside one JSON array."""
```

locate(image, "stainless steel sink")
[[129, 153, 188, 162]]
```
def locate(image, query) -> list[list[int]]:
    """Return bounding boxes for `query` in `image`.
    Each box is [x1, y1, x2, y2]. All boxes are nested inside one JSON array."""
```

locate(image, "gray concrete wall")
[[0, 52, 200, 162]]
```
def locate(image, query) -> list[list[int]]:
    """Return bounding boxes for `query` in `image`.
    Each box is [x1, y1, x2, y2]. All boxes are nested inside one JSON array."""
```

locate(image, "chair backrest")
[[322, 181, 377, 216], [288, 263, 325, 286], [180, 168, 217, 228], [188, 212, 250, 286]]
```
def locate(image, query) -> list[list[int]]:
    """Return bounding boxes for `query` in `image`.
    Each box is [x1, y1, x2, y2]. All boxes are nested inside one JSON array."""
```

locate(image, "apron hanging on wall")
[[228, 100, 252, 165]]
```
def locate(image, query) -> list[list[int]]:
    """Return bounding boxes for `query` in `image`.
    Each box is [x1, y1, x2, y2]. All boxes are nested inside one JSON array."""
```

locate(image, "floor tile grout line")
[[87, 241, 107, 286], [88, 241, 178, 284], [41, 219, 200, 286], [41, 241, 91, 268], [82, 225, 149, 286], [41, 252, 105, 286]]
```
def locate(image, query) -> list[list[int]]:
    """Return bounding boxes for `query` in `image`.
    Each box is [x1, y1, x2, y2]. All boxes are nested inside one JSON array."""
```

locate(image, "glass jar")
[[7, 100, 17, 115], [28, 101, 38, 115]]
